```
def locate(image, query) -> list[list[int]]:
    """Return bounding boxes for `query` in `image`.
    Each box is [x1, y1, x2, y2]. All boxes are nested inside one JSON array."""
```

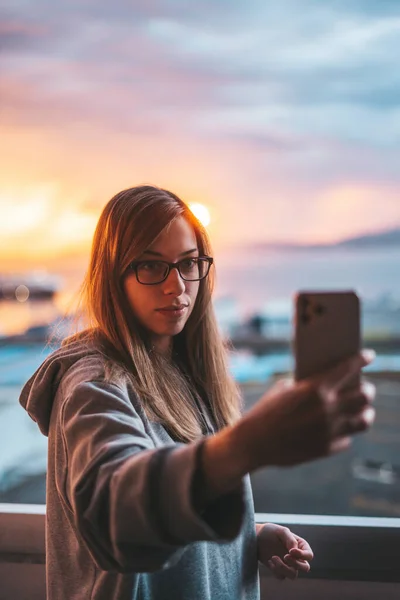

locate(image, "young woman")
[[20, 185, 375, 600]]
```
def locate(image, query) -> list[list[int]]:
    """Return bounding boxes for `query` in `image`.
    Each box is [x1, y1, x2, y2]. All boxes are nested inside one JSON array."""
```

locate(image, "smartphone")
[[293, 290, 361, 387]]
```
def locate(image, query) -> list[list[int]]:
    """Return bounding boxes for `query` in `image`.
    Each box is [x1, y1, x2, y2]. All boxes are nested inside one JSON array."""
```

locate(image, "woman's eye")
[[181, 259, 197, 269], [141, 261, 163, 271]]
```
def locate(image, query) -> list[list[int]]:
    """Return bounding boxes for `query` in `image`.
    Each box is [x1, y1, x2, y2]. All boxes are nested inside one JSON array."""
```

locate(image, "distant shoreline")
[[233, 226, 400, 253]]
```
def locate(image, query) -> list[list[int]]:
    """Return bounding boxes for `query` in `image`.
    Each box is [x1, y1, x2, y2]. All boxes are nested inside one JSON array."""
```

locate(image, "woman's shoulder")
[[56, 330, 128, 393], [20, 330, 135, 437], [56, 336, 152, 430]]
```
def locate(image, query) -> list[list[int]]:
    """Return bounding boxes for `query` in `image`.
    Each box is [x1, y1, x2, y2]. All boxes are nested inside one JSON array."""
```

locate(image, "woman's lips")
[[156, 305, 188, 318]]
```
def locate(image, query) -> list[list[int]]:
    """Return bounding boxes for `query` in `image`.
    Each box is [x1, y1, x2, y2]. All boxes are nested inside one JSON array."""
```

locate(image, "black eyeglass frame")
[[126, 256, 214, 285]]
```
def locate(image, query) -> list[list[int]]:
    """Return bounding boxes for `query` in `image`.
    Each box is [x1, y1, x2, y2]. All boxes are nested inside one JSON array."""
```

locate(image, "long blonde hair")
[[66, 185, 242, 442]]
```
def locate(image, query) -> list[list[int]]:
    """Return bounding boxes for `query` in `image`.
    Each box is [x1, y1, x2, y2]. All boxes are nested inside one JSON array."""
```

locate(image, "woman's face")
[[123, 216, 201, 355]]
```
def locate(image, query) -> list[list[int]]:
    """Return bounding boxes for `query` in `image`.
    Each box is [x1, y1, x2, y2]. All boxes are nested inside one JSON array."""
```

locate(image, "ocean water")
[[0, 246, 399, 337]]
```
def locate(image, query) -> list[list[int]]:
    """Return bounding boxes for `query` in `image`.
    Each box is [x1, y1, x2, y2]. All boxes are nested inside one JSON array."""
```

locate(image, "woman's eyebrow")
[[141, 248, 198, 258]]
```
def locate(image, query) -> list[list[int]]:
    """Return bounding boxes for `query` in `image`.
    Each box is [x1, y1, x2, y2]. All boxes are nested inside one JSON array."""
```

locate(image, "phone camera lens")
[[314, 303, 325, 316]]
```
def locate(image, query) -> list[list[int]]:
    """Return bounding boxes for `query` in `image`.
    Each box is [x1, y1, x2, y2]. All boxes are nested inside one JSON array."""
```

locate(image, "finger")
[[277, 527, 299, 552], [288, 548, 310, 560], [291, 537, 314, 560], [329, 435, 352, 455], [338, 382, 376, 414], [270, 377, 294, 394], [284, 555, 310, 572], [269, 556, 298, 580], [314, 349, 375, 391], [267, 560, 285, 580], [335, 406, 376, 437]]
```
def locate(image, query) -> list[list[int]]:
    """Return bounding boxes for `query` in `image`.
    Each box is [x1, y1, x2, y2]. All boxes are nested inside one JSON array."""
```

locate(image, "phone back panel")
[[293, 290, 361, 382]]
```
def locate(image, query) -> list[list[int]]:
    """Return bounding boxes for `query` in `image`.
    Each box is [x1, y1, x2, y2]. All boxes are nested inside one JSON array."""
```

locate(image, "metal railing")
[[1, 505, 400, 599]]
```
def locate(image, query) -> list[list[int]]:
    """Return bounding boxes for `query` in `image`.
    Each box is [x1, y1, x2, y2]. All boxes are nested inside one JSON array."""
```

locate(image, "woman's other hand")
[[256, 523, 313, 580]]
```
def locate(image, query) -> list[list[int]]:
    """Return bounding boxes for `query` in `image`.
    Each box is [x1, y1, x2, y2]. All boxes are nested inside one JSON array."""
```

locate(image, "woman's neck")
[[151, 335, 173, 359]]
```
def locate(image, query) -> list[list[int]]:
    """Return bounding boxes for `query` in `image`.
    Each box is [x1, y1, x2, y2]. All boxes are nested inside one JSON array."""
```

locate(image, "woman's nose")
[[162, 266, 186, 294]]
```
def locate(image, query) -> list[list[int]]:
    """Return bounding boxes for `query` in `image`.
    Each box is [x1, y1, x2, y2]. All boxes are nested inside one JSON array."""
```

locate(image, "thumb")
[[269, 376, 294, 394]]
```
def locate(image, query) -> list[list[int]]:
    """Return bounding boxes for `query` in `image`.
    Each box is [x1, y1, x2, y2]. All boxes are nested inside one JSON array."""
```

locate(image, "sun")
[[188, 203, 211, 227]]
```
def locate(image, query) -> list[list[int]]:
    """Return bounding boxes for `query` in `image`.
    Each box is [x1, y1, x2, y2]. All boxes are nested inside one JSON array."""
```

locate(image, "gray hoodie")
[[19, 339, 260, 600]]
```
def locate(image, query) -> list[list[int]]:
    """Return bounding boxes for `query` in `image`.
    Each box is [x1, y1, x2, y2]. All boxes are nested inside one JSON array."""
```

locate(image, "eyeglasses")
[[127, 256, 214, 285]]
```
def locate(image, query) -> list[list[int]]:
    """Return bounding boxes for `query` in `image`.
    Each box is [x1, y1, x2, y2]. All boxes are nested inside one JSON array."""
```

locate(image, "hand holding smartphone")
[[224, 290, 374, 472]]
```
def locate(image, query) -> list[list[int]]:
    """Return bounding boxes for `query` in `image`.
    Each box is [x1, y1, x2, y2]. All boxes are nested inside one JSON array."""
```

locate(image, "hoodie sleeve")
[[59, 379, 246, 573]]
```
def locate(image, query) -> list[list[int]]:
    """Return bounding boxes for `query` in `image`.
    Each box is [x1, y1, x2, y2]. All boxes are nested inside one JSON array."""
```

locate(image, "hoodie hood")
[[19, 338, 101, 436]]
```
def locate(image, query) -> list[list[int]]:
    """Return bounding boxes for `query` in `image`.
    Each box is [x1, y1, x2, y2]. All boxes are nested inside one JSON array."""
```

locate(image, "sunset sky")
[[1, 0, 400, 270]]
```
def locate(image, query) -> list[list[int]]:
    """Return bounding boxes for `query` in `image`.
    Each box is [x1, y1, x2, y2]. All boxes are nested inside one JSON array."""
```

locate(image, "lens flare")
[[189, 203, 211, 227]]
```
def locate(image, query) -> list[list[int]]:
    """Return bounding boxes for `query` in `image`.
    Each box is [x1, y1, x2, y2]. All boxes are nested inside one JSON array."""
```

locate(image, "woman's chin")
[[150, 323, 186, 339]]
